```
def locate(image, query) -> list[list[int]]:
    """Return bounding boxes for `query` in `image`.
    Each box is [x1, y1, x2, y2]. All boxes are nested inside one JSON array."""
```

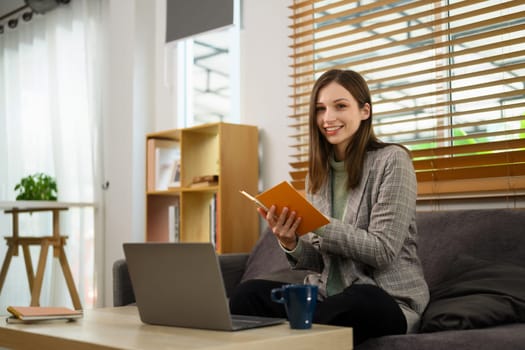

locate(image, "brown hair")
[[308, 69, 388, 194]]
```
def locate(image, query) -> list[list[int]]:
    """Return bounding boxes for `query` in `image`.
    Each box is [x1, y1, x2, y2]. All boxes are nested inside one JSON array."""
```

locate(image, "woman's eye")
[[337, 103, 347, 109], [316, 106, 326, 112]]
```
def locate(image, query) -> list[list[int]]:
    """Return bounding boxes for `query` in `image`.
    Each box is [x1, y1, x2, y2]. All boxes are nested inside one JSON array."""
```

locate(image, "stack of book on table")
[[6, 306, 83, 323]]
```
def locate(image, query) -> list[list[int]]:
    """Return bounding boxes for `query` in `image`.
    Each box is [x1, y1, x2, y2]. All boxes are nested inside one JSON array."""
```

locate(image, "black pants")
[[229, 279, 407, 345]]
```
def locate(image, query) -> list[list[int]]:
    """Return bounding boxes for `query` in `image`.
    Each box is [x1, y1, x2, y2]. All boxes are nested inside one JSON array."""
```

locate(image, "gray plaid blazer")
[[289, 145, 429, 319]]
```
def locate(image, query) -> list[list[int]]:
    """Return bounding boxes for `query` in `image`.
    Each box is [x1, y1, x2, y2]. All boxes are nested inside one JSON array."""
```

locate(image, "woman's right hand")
[[258, 206, 301, 250]]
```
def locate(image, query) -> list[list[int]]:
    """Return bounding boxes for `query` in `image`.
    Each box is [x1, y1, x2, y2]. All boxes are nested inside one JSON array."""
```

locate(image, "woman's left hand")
[[258, 206, 301, 250]]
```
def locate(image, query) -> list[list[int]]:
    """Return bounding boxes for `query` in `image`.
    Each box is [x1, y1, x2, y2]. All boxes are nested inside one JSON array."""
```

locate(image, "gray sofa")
[[113, 209, 525, 349]]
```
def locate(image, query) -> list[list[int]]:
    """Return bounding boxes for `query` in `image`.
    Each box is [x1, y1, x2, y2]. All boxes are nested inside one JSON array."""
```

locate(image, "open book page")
[[240, 190, 269, 211], [241, 181, 330, 236]]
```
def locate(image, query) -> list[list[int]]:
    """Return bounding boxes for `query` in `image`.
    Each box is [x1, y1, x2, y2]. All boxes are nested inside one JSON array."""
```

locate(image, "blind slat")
[[414, 150, 525, 171], [418, 175, 525, 196], [375, 102, 525, 129], [291, 19, 525, 69], [412, 139, 525, 159], [377, 114, 525, 140], [290, 36, 524, 81], [290, 0, 442, 41], [402, 129, 525, 148], [416, 163, 525, 182]]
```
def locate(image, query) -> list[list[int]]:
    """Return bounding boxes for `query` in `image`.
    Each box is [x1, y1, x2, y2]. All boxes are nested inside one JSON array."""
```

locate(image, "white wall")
[[102, 0, 161, 307], [102, 0, 140, 307], [240, 0, 292, 189], [101, 0, 291, 307]]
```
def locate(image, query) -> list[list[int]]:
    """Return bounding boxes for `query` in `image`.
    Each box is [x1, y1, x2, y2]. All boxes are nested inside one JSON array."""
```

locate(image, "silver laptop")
[[123, 242, 286, 331]]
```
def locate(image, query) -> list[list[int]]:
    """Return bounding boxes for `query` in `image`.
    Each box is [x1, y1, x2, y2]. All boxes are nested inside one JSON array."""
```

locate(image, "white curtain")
[[0, 0, 103, 310]]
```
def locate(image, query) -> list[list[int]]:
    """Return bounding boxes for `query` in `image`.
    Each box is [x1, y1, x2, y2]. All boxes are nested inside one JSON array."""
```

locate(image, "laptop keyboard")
[[231, 314, 285, 330]]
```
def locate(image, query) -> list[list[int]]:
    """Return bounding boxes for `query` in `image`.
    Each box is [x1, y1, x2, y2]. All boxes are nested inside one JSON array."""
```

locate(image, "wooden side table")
[[0, 204, 82, 310]]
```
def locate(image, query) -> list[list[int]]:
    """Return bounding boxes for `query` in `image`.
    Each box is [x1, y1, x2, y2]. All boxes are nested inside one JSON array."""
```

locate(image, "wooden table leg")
[[0, 244, 14, 294], [11, 210, 19, 256], [22, 243, 35, 293], [52, 209, 61, 258], [31, 240, 51, 307], [58, 245, 82, 310]]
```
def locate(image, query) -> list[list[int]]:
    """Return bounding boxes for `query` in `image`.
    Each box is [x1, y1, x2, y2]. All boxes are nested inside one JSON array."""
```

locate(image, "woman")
[[229, 69, 429, 345]]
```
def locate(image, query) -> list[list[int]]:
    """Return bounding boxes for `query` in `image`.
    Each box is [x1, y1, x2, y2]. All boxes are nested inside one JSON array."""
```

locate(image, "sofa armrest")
[[112, 259, 135, 306], [218, 253, 249, 297]]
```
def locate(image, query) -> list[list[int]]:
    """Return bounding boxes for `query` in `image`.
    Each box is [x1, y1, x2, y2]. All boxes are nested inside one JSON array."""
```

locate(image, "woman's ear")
[[361, 103, 371, 120]]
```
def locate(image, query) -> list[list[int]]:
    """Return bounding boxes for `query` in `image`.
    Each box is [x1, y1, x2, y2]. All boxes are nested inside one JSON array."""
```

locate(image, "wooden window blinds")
[[289, 0, 525, 199]]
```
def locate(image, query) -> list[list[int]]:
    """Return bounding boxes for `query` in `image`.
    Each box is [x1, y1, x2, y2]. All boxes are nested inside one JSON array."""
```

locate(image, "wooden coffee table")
[[0, 305, 353, 350]]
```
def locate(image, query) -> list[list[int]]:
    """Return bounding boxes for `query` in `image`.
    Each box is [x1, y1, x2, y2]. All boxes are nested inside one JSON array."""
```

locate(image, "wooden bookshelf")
[[145, 122, 259, 253]]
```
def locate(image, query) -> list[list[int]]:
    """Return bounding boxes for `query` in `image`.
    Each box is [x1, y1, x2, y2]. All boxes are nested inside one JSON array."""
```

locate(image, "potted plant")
[[14, 172, 58, 201]]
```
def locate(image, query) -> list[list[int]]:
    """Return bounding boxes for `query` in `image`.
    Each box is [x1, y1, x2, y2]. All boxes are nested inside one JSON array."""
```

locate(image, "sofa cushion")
[[420, 255, 525, 332], [416, 209, 525, 289], [241, 227, 309, 284], [356, 323, 525, 350]]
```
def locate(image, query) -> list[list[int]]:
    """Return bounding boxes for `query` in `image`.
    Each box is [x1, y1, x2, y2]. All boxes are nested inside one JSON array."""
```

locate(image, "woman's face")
[[316, 82, 370, 161]]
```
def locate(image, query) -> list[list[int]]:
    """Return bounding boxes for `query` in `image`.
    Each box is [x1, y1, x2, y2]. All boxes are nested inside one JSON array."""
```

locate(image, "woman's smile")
[[324, 125, 344, 136]]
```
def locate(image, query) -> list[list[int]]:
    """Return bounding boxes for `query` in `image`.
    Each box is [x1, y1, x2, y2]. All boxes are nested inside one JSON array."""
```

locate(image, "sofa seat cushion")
[[420, 255, 525, 332], [356, 323, 525, 350]]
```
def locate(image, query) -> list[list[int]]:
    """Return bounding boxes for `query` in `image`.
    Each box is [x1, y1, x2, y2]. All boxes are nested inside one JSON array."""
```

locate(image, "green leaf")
[[13, 173, 58, 201]]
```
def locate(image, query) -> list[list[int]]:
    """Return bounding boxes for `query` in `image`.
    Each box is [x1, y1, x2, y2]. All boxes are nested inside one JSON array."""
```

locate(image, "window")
[[171, 0, 241, 127], [0, 0, 101, 310], [176, 25, 240, 126], [289, 0, 525, 198]]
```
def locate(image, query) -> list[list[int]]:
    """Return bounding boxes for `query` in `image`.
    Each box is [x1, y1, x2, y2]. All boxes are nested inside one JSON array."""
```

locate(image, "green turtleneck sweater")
[[326, 157, 347, 296]]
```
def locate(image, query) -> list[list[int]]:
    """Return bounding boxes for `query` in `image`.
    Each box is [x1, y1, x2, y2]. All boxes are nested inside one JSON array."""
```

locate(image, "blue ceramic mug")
[[271, 284, 318, 329]]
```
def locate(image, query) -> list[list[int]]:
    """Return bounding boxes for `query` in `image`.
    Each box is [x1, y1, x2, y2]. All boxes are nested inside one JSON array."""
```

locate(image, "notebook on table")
[[123, 242, 286, 331]]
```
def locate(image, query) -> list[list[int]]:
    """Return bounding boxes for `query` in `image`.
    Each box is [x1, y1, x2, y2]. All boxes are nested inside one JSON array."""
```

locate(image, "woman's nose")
[[323, 108, 336, 121]]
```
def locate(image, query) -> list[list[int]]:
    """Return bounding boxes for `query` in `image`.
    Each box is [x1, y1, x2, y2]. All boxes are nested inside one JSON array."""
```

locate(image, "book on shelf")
[[147, 138, 180, 191], [168, 201, 180, 243], [208, 193, 221, 250], [190, 174, 219, 188], [209, 193, 217, 247], [168, 159, 181, 189], [240, 181, 330, 236], [7, 306, 83, 322], [215, 193, 221, 252], [190, 180, 218, 188]]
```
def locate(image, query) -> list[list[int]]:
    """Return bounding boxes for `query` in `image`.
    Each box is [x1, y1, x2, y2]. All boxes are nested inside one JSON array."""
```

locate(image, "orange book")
[[7, 306, 83, 321], [240, 181, 330, 236]]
